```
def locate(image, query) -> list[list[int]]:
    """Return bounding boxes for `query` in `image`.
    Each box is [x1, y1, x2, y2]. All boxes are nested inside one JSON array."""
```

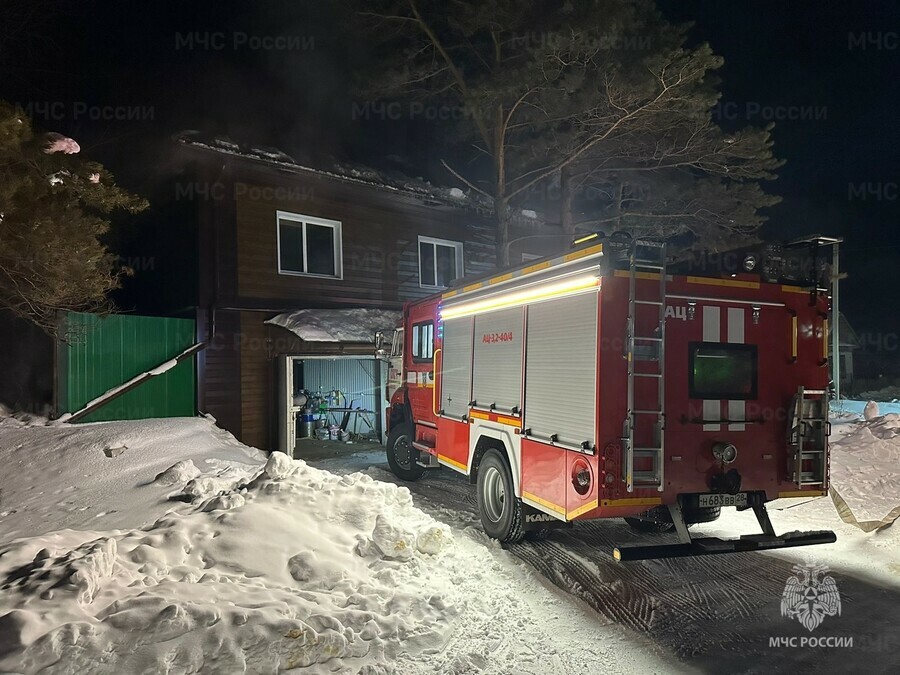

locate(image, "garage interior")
[[285, 355, 387, 459]]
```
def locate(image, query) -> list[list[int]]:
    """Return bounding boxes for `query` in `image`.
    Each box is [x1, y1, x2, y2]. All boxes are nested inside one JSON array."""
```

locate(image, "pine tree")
[[355, 0, 781, 263], [0, 101, 147, 332]]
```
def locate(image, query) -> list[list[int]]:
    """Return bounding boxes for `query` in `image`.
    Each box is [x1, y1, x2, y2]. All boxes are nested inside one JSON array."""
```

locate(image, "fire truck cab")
[[381, 233, 839, 560]]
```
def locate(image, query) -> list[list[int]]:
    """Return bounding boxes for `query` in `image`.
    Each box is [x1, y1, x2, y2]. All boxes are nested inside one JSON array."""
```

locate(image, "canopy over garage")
[[266, 309, 401, 344], [266, 308, 401, 457]]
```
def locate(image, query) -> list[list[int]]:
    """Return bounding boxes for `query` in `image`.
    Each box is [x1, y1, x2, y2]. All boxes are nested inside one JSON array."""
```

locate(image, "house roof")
[[176, 131, 489, 211], [837, 311, 861, 349], [266, 308, 401, 344], [175, 131, 549, 227]]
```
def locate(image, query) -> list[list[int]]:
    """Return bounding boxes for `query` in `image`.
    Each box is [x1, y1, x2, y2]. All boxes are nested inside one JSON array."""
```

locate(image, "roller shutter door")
[[440, 316, 473, 419], [524, 293, 598, 448], [472, 307, 524, 412]]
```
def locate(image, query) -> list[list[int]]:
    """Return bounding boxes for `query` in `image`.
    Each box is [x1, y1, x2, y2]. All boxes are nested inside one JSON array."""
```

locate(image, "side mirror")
[[374, 331, 386, 358]]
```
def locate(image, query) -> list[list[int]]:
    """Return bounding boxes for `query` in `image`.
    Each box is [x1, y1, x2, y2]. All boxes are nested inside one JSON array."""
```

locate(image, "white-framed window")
[[411, 321, 434, 361], [277, 210, 343, 279], [418, 235, 463, 288]]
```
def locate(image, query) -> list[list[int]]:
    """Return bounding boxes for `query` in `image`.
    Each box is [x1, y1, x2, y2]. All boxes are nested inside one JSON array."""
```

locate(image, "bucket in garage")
[[328, 424, 340, 441], [300, 408, 315, 439]]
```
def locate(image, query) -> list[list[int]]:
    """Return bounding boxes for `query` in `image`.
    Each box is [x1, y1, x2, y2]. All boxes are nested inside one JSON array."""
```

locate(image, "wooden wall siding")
[[240, 311, 271, 450], [463, 221, 497, 277], [197, 309, 242, 439], [196, 162, 240, 307], [232, 169, 496, 307]]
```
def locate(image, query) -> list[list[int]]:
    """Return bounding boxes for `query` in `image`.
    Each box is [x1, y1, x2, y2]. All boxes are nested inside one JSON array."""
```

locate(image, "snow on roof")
[[266, 308, 401, 343], [176, 131, 487, 211]]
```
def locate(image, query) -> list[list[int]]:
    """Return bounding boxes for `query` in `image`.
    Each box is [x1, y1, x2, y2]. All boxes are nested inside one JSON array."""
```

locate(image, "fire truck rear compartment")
[[393, 237, 837, 560]]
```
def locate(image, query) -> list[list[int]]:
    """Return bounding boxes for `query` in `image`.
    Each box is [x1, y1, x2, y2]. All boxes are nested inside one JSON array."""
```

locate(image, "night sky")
[[2, 0, 898, 337]]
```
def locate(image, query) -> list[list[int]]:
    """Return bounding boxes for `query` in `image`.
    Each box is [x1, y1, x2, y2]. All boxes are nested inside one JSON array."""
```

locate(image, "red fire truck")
[[379, 234, 839, 560]]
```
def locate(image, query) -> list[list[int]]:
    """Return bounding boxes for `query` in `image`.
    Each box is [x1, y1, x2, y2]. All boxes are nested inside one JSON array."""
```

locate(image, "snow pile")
[[829, 412, 900, 522], [0, 414, 667, 674], [153, 459, 200, 486], [0, 415, 263, 541], [0, 453, 459, 673], [704, 411, 900, 586], [863, 400, 879, 421], [266, 308, 401, 344]]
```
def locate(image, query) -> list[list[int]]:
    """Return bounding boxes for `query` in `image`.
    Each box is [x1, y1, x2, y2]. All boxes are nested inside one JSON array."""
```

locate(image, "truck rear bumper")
[[613, 529, 836, 561], [612, 495, 836, 561]]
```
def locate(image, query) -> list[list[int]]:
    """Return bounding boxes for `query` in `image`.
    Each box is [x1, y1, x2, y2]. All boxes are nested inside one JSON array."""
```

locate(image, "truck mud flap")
[[613, 529, 836, 562], [522, 503, 572, 532]]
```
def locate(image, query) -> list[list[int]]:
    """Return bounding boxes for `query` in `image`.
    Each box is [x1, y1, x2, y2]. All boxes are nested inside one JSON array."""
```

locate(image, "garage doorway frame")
[[277, 353, 388, 455]]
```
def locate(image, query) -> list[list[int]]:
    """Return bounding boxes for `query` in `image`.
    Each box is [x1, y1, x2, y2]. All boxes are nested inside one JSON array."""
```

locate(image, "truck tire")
[[386, 424, 425, 482], [476, 449, 524, 543], [685, 506, 721, 524], [624, 505, 721, 533], [624, 517, 675, 534]]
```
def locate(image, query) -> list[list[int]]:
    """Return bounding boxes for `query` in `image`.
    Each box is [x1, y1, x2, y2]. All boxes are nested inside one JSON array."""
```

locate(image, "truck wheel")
[[477, 449, 524, 543], [684, 506, 721, 524], [386, 424, 425, 481], [623, 517, 675, 534]]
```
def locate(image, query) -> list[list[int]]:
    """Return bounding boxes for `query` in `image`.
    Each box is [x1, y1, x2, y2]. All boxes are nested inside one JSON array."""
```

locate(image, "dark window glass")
[[689, 342, 758, 400], [279, 220, 304, 273], [306, 223, 336, 276], [420, 241, 436, 286], [436, 244, 457, 287]]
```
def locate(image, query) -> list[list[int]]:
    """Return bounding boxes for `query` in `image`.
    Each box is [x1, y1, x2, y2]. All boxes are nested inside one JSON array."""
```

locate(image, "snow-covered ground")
[[0, 413, 675, 674], [708, 411, 900, 586]]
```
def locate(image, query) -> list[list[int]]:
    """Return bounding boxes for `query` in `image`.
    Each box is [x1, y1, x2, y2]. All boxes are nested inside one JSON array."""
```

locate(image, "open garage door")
[[277, 355, 387, 456]]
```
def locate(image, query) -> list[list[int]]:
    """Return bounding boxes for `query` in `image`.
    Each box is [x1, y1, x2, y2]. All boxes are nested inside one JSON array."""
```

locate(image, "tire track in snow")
[[315, 457, 900, 672]]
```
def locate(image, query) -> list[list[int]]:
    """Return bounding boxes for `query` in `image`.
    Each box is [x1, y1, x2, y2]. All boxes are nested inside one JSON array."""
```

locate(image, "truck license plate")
[[698, 493, 748, 508]]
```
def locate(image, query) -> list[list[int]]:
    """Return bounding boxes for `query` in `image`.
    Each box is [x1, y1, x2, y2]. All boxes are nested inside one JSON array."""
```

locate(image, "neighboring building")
[[173, 135, 498, 451], [833, 311, 861, 394]]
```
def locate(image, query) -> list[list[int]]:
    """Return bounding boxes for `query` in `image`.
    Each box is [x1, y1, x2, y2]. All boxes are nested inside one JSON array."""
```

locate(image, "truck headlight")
[[743, 254, 758, 272]]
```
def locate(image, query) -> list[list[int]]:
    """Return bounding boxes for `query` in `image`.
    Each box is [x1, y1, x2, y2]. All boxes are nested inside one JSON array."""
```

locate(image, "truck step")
[[613, 530, 837, 562], [416, 453, 440, 469]]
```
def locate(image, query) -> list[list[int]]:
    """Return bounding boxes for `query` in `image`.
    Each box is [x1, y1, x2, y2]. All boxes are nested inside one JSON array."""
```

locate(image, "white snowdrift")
[[711, 412, 900, 585], [829, 412, 900, 523], [0, 415, 263, 541], [0, 453, 455, 673], [0, 417, 666, 674]]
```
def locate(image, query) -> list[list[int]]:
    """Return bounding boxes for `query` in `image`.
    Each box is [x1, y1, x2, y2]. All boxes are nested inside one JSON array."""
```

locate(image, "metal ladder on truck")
[[787, 386, 830, 488], [624, 239, 667, 492]]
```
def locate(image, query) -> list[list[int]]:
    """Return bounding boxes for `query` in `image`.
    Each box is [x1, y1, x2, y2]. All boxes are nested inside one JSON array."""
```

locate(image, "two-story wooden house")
[[175, 135, 498, 452]]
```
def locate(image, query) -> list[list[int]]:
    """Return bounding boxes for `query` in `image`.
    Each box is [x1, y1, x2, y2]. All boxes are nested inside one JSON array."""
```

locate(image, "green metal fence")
[[57, 312, 196, 423]]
